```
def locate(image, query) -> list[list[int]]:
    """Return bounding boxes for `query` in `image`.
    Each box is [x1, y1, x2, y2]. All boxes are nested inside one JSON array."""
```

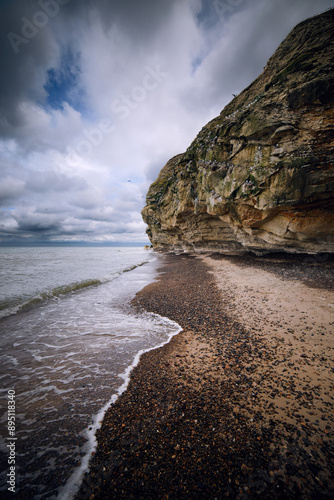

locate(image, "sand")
[[204, 253, 334, 431], [76, 252, 333, 500]]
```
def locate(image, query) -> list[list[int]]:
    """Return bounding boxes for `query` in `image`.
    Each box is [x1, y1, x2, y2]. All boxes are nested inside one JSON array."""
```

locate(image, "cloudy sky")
[[0, 0, 333, 245]]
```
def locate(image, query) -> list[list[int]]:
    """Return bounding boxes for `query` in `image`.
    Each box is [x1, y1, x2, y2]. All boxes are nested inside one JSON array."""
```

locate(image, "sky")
[[0, 0, 333, 245]]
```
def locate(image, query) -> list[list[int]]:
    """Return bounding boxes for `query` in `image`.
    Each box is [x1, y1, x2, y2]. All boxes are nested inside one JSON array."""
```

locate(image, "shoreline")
[[76, 252, 333, 499]]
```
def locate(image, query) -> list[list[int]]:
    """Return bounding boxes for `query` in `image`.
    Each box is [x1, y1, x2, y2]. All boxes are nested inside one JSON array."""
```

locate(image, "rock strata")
[[142, 10, 334, 254]]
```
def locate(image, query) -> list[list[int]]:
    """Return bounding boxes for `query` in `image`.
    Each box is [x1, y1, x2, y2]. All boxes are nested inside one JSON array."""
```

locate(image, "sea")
[[0, 246, 181, 499]]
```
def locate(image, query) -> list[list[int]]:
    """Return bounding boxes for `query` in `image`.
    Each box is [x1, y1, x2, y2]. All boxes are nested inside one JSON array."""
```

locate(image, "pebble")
[[75, 254, 334, 500]]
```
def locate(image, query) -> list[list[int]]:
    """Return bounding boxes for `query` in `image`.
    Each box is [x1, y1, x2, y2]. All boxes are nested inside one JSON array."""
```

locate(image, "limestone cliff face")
[[142, 10, 334, 254]]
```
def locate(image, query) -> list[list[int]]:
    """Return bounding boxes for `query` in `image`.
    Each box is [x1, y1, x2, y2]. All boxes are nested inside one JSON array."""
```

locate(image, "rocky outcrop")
[[142, 9, 334, 254]]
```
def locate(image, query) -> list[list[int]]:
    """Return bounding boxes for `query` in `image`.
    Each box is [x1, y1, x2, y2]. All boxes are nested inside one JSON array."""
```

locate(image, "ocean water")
[[0, 247, 181, 499]]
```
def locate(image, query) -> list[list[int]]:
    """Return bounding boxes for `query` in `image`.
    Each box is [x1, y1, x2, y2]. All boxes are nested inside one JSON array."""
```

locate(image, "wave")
[[109, 260, 147, 280], [0, 260, 149, 320], [57, 313, 182, 500]]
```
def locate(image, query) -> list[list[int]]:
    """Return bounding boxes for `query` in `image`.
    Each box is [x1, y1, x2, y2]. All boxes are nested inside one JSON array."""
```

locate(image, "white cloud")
[[0, 0, 333, 243]]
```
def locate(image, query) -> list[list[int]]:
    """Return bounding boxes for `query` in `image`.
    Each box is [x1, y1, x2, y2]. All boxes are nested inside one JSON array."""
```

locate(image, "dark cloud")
[[0, 0, 333, 243], [0, 0, 180, 133], [16, 217, 61, 233], [25, 170, 87, 194], [0, 2, 57, 131], [64, 0, 180, 40], [0, 176, 25, 203]]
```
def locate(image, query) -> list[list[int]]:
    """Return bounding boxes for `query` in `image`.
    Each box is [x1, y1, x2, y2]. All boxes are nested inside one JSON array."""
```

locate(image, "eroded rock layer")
[[142, 10, 334, 254]]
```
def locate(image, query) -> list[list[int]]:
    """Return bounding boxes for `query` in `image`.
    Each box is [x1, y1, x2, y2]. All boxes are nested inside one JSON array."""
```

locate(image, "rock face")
[[142, 10, 334, 255]]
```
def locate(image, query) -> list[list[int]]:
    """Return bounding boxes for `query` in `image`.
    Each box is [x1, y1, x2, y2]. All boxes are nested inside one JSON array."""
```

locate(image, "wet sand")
[[76, 252, 334, 499]]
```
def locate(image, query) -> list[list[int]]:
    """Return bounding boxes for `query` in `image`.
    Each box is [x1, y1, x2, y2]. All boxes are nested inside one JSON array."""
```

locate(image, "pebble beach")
[[76, 252, 334, 499]]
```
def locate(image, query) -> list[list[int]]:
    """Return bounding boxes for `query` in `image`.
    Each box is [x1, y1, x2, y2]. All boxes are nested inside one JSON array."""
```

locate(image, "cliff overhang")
[[142, 10, 334, 255]]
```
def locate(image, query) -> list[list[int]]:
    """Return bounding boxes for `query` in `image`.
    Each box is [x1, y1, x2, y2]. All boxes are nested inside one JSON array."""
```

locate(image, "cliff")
[[142, 9, 334, 255]]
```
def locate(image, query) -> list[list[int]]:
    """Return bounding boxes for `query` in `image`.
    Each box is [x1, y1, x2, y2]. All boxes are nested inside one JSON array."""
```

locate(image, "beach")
[[0, 247, 181, 499], [76, 252, 334, 499]]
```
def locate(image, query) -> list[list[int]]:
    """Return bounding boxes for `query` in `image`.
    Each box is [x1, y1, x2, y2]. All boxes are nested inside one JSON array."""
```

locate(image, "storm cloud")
[[0, 0, 333, 243]]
